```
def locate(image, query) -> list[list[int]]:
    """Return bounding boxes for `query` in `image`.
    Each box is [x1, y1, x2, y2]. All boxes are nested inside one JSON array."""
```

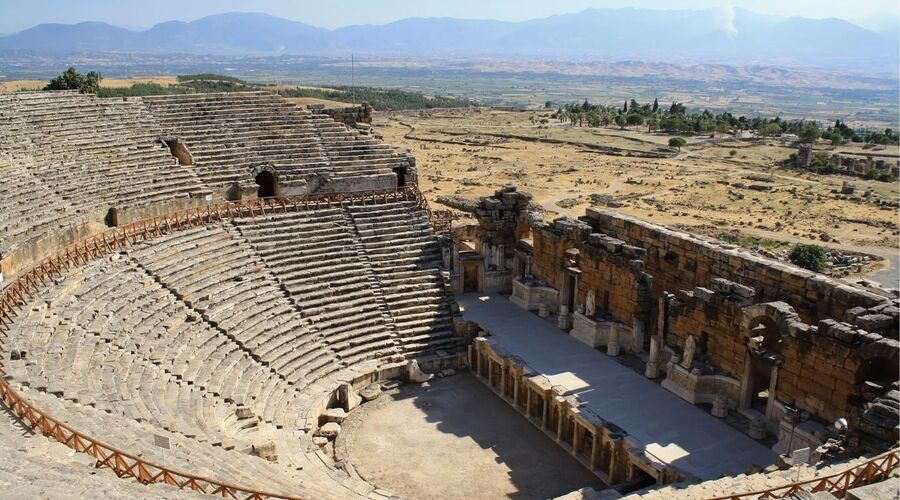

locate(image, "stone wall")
[[308, 104, 373, 125], [584, 207, 885, 324], [456, 186, 899, 453]]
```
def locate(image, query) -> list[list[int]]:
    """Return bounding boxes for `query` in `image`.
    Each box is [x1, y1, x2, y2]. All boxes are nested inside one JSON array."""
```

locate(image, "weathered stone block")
[[856, 314, 893, 333]]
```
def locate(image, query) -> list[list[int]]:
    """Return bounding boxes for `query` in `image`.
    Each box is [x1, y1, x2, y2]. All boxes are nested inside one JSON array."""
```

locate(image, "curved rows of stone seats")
[[231, 208, 400, 365], [1, 243, 376, 498], [0, 155, 77, 257], [142, 92, 405, 192], [2, 92, 209, 210], [0, 402, 199, 499], [127, 223, 345, 389], [0, 91, 210, 259], [348, 201, 459, 355]]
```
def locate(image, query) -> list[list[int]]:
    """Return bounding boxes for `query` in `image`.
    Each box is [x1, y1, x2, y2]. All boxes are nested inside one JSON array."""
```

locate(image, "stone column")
[[513, 376, 520, 407], [645, 335, 661, 379], [476, 347, 484, 378], [739, 350, 754, 410], [557, 304, 570, 330], [500, 362, 507, 397], [556, 401, 566, 442], [765, 363, 781, 424], [607, 324, 620, 357], [590, 431, 600, 469], [632, 316, 645, 353], [572, 423, 582, 455], [542, 396, 550, 429], [487, 357, 494, 387], [526, 387, 533, 419], [607, 439, 621, 484]]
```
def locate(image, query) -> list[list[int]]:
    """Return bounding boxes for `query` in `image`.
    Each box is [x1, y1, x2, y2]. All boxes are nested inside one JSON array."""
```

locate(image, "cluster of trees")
[[818, 120, 899, 146], [40, 69, 472, 111], [552, 99, 900, 145], [43, 67, 102, 94], [275, 86, 474, 110], [98, 75, 256, 97]]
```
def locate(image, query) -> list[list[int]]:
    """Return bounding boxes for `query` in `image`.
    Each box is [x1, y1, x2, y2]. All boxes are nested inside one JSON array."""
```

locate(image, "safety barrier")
[[0, 186, 436, 498], [708, 449, 899, 499]]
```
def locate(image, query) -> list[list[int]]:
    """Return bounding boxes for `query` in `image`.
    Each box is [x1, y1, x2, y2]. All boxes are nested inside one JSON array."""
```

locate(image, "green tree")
[[652, 98, 659, 113], [626, 112, 644, 128], [544, 100, 554, 109], [44, 67, 102, 94], [788, 244, 827, 272], [668, 137, 687, 150], [761, 122, 783, 137], [614, 114, 627, 129], [798, 125, 820, 144]]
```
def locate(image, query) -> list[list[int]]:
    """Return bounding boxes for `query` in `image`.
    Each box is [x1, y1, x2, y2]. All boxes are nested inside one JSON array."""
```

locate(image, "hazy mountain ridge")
[[0, 9, 896, 71]]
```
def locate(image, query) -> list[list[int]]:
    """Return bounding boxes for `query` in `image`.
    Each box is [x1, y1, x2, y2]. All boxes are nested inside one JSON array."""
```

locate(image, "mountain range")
[[0, 9, 897, 71]]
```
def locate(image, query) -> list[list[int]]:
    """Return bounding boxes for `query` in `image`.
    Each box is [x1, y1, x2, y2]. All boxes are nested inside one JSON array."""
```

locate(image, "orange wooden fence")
[[708, 449, 898, 499], [0, 187, 895, 498], [0, 186, 444, 498]]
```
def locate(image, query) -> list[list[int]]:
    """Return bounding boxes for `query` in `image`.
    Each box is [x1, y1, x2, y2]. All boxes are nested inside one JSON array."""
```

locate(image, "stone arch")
[[251, 165, 279, 198], [738, 302, 801, 419], [740, 302, 801, 351], [857, 339, 900, 386]]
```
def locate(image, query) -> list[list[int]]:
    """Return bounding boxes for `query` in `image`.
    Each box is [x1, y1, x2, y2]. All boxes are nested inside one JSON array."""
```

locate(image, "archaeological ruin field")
[[0, 57, 897, 500]]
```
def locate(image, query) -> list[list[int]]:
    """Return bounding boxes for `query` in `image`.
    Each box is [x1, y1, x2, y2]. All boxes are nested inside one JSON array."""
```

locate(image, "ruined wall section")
[[578, 234, 652, 327], [529, 218, 592, 291], [309, 104, 373, 126], [584, 208, 886, 324]]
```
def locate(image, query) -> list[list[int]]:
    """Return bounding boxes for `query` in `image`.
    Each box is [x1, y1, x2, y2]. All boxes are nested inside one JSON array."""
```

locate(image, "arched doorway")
[[743, 316, 783, 416], [738, 302, 798, 424], [255, 171, 276, 198]]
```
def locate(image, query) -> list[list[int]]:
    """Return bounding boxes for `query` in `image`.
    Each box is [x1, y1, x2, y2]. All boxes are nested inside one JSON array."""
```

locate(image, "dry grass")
[[378, 109, 900, 256]]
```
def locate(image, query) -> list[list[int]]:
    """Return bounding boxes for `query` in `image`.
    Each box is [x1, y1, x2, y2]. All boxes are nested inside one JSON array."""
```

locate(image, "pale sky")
[[0, 0, 897, 33]]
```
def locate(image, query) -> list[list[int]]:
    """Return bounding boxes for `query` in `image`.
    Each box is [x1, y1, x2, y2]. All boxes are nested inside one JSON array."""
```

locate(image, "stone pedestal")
[[571, 312, 605, 348], [749, 416, 768, 440], [773, 419, 828, 457], [632, 317, 645, 353], [606, 325, 620, 357], [511, 279, 559, 313], [538, 303, 549, 318], [557, 305, 572, 330], [712, 395, 729, 418]]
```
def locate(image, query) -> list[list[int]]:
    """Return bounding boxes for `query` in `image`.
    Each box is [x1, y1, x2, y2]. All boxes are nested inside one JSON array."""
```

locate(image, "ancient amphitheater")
[[0, 90, 896, 499]]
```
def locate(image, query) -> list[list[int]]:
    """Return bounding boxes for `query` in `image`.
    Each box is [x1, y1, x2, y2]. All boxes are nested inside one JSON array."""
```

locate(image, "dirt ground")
[[343, 374, 603, 500], [376, 108, 900, 283]]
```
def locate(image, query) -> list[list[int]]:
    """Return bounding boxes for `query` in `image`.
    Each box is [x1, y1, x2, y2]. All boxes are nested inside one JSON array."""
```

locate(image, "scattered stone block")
[[318, 422, 341, 438], [321, 408, 348, 423]]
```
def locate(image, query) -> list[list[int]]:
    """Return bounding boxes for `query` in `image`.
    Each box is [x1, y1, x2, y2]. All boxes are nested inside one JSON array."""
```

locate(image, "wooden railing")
[[0, 186, 432, 498], [708, 449, 899, 499], [0, 379, 299, 499], [409, 185, 454, 234]]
